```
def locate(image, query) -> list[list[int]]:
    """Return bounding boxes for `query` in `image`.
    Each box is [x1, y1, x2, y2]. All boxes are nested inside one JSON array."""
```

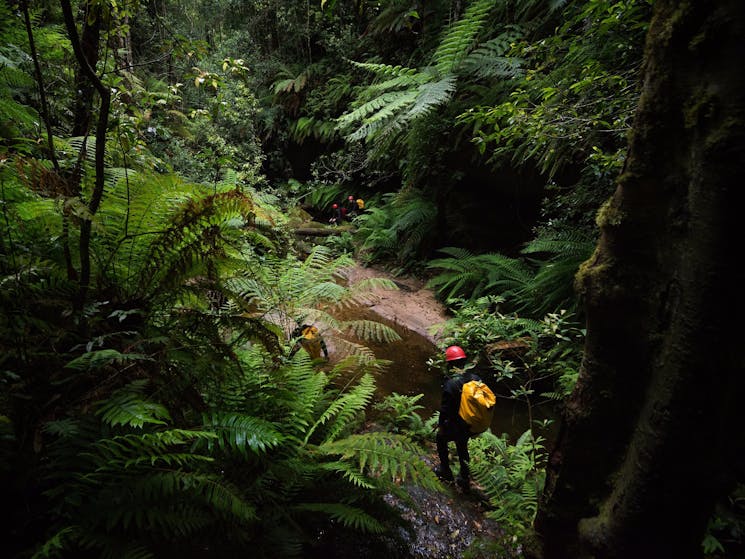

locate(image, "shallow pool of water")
[[334, 307, 559, 443]]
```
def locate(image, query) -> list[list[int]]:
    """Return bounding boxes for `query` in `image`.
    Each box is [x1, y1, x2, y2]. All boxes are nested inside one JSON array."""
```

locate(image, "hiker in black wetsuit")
[[435, 345, 482, 492], [328, 203, 342, 225]]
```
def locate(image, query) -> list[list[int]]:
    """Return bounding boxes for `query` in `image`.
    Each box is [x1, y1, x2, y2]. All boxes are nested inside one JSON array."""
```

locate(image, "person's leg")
[[435, 429, 454, 481], [454, 434, 471, 491]]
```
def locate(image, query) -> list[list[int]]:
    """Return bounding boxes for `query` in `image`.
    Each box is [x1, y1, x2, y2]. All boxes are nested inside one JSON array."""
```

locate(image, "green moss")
[[595, 198, 625, 228], [574, 245, 608, 297], [658, 2, 691, 45], [683, 90, 716, 130], [703, 116, 745, 152]]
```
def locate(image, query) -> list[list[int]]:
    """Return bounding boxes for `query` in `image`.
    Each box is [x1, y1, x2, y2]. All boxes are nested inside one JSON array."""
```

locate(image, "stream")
[[335, 305, 558, 443], [306, 266, 559, 558]]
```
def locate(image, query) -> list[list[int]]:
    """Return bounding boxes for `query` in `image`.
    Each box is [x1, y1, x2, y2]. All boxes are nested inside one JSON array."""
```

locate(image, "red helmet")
[[332, 203, 338, 208], [445, 345, 467, 361]]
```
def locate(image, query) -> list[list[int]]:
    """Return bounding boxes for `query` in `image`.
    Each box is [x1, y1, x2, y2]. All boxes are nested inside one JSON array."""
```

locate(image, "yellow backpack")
[[300, 326, 322, 359], [458, 380, 496, 434], [356, 198, 365, 210]]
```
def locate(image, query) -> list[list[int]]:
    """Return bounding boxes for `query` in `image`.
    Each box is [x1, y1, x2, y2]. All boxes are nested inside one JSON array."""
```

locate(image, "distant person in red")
[[344, 195, 358, 220], [329, 203, 342, 225]]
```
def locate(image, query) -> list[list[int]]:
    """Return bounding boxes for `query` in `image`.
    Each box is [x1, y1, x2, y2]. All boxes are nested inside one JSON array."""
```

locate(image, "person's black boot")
[[434, 466, 454, 482], [456, 474, 470, 493]]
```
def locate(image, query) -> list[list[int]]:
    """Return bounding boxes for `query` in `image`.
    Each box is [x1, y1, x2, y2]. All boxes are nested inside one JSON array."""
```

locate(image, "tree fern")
[[305, 372, 376, 445], [426, 246, 533, 301], [433, 0, 496, 75], [461, 27, 526, 79], [337, 0, 497, 145]]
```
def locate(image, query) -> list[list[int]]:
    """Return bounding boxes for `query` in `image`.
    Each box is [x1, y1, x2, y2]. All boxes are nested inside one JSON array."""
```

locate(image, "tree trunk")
[[61, 0, 111, 308], [70, 0, 102, 138], [534, 2, 745, 558]]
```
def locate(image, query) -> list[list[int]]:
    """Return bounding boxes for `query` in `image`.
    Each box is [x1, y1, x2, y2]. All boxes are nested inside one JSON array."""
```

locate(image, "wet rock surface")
[[384, 473, 504, 558], [306, 450, 507, 559]]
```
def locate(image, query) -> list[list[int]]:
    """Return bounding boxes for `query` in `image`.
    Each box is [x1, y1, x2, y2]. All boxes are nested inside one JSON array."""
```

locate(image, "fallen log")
[[293, 226, 352, 236]]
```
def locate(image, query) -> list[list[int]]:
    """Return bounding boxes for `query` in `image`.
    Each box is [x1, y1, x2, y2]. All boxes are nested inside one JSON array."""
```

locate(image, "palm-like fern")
[[426, 229, 596, 316], [354, 190, 437, 266], [426, 246, 533, 302], [226, 244, 401, 357], [515, 230, 596, 315], [336, 0, 498, 145], [34, 346, 442, 558]]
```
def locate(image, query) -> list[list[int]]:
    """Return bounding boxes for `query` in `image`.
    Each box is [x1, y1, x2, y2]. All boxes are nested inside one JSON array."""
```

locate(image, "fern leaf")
[[305, 373, 376, 445], [64, 349, 152, 371], [340, 320, 401, 343], [31, 526, 79, 559], [319, 461, 377, 489], [201, 412, 284, 456], [293, 503, 386, 534], [320, 432, 440, 490], [461, 27, 525, 79], [433, 0, 496, 75], [349, 60, 419, 79], [404, 76, 457, 121], [96, 381, 171, 428]]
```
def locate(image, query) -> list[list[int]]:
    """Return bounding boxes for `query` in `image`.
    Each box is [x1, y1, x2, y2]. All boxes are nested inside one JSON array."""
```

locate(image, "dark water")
[[336, 307, 559, 443]]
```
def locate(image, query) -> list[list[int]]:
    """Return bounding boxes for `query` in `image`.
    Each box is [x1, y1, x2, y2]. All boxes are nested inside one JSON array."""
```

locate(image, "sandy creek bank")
[[340, 265, 451, 345]]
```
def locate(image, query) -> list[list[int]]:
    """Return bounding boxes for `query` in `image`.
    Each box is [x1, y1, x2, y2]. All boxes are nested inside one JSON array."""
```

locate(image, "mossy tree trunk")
[[533, 2, 745, 558]]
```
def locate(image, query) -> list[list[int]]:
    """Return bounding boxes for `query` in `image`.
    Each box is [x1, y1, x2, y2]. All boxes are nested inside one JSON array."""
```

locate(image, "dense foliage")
[[3, 1, 741, 558]]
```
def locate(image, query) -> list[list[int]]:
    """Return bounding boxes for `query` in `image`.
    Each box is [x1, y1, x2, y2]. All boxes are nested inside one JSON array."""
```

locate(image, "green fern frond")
[[344, 90, 418, 141], [14, 198, 58, 222], [96, 381, 171, 428], [100, 471, 257, 531], [433, 0, 496, 75], [365, 74, 427, 94], [293, 503, 385, 533], [0, 59, 35, 89], [404, 76, 457, 121], [340, 320, 401, 343], [89, 430, 218, 468], [31, 526, 79, 559], [305, 373, 376, 445], [42, 418, 80, 438], [68, 136, 101, 166], [320, 432, 441, 490], [64, 349, 152, 371], [461, 28, 526, 79], [427, 247, 532, 300], [327, 338, 378, 362], [319, 461, 377, 489], [521, 230, 596, 257], [336, 90, 410, 130], [201, 412, 284, 456], [0, 97, 38, 130], [349, 60, 419, 79], [281, 366, 330, 431]]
